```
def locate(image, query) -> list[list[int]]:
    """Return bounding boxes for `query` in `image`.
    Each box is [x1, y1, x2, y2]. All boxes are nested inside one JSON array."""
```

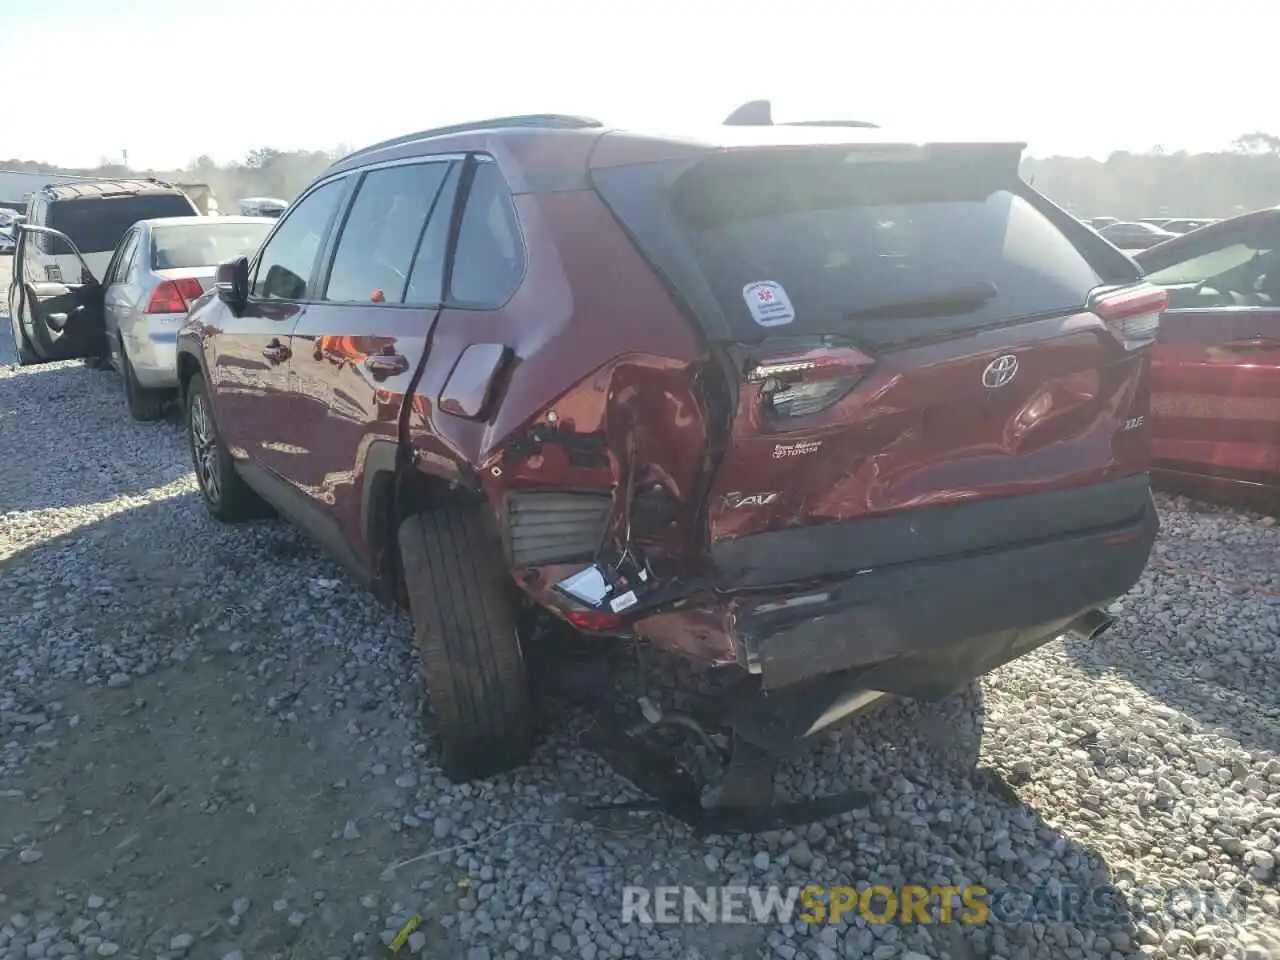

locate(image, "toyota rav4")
[[170, 108, 1162, 796]]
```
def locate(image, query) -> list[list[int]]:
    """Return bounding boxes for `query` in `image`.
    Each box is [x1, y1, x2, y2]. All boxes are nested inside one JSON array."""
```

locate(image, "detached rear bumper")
[[709, 482, 1159, 756], [737, 485, 1158, 692], [631, 475, 1158, 751]]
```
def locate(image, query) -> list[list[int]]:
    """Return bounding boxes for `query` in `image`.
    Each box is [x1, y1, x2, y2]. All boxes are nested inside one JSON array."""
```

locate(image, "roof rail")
[[333, 114, 605, 166], [721, 99, 879, 129], [787, 119, 880, 129]]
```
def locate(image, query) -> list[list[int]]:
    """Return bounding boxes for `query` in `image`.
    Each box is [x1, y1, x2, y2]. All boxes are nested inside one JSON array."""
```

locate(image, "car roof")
[[44, 178, 186, 201], [140, 215, 267, 228], [326, 113, 1027, 194]]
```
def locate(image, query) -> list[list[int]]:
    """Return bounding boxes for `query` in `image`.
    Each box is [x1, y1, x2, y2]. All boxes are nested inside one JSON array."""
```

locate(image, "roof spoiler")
[[721, 99, 879, 129]]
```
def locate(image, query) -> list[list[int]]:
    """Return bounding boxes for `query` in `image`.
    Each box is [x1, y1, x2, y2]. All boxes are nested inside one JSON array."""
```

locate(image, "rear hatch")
[[590, 133, 1155, 586], [48, 192, 199, 281]]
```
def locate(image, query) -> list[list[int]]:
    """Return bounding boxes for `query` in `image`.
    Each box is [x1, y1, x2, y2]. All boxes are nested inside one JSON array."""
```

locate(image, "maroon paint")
[[184, 124, 1166, 672]]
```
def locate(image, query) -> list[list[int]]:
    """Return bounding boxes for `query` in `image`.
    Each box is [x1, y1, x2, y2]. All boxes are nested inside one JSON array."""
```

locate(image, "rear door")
[[102, 227, 141, 362], [280, 156, 458, 566], [591, 139, 1152, 584], [9, 224, 106, 364], [1137, 214, 1280, 483]]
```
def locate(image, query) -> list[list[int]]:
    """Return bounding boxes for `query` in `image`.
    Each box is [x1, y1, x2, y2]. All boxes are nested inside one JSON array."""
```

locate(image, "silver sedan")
[[103, 216, 271, 419]]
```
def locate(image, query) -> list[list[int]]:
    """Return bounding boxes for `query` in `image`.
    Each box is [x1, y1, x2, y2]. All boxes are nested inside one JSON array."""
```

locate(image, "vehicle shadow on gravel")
[[0, 494, 1142, 959], [0, 494, 462, 956], [1065, 629, 1280, 760], [540, 656, 1143, 958], [1063, 497, 1280, 758]]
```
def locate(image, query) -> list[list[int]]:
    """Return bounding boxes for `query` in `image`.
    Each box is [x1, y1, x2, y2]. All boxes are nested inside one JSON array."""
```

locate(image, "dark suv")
[[175, 111, 1162, 791]]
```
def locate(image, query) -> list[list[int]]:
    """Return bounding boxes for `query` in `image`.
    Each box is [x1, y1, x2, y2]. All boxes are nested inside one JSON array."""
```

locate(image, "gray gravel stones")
[[1, 321, 1279, 957]]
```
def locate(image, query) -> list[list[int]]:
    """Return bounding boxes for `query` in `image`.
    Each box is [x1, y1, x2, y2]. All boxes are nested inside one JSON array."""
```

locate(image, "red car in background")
[[1134, 208, 1280, 506]]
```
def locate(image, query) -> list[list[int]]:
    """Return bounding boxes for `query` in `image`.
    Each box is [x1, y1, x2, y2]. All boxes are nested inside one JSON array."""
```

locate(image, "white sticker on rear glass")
[[743, 281, 796, 327]]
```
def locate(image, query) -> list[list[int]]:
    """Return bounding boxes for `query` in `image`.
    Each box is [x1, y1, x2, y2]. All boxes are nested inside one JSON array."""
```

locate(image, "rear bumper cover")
[[738, 483, 1158, 692], [714, 483, 1158, 755], [630, 475, 1158, 749], [125, 320, 180, 388]]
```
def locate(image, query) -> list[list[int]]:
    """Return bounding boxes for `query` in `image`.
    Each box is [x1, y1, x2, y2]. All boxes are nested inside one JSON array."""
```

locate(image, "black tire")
[[398, 508, 533, 781], [185, 373, 270, 522], [8, 313, 39, 365], [121, 344, 170, 422]]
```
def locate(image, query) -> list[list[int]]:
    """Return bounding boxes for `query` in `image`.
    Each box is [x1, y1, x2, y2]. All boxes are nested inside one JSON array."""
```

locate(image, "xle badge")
[[725, 491, 780, 509]]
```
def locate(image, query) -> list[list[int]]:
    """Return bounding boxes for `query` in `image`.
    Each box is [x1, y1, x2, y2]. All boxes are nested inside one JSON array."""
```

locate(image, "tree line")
[[5, 132, 1280, 219]]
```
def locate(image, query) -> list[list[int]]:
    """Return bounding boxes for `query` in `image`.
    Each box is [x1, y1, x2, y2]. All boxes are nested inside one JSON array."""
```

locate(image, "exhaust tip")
[[1068, 608, 1117, 642]]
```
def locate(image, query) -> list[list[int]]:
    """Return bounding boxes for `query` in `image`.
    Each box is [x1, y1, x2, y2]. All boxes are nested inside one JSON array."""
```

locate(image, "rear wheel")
[[8, 312, 39, 365], [121, 343, 170, 422], [398, 508, 533, 781], [185, 373, 269, 522]]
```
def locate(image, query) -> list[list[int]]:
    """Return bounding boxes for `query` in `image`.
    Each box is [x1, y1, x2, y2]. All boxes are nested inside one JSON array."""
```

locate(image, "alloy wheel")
[[190, 393, 222, 505]]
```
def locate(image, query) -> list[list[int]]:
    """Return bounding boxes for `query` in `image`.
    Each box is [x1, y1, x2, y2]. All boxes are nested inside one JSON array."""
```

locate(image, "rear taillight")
[[1090, 282, 1168, 350], [563, 609, 623, 631], [748, 346, 873, 419], [146, 277, 204, 314], [764, 377, 863, 418]]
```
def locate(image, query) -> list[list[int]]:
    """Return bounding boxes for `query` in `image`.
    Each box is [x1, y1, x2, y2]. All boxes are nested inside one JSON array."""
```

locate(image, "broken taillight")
[[765, 377, 864, 418], [146, 277, 204, 314], [1090, 282, 1168, 351], [748, 346, 873, 419], [563, 609, 623, 631]]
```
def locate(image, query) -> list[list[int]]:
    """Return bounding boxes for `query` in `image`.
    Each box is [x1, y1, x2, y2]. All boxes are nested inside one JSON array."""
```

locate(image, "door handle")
[[364, 353, 410, 376], [262, 340, 291, 363], [1221, 336, 1280, 352]]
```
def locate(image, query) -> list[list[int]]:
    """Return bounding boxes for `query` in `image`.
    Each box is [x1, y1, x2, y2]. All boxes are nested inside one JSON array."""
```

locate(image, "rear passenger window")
[[253, 178, 345, 301], [325, 162, 450, 304], [405, 164, 461, 305], [115, 232, 139, 284], [448, 161, 523, 307]]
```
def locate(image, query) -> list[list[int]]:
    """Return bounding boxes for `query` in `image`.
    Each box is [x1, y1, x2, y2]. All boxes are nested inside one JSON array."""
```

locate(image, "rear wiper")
[[844, 281, 998, 321]]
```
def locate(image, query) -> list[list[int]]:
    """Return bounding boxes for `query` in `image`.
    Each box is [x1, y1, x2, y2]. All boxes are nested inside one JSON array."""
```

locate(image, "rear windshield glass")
[[48, 194, 196, 254], [152, 221, 272, 270], [668, 151, 1104, 344]]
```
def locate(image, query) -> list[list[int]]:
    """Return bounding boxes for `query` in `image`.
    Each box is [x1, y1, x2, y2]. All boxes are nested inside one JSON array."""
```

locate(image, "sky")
[[0, 0, 1265, 170]]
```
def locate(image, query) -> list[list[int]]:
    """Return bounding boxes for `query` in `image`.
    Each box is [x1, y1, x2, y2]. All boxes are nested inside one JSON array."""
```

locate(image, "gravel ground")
[[1, 260, 1278, 959]]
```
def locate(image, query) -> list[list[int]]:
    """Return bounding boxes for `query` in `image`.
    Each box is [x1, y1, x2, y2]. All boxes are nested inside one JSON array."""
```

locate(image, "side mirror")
[[215, 256, 249, 309]]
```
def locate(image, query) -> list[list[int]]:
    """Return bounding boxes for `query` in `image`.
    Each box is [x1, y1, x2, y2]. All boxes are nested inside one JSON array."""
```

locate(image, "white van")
[[23, 179, 199, 282], [238, 196, 288, 218]]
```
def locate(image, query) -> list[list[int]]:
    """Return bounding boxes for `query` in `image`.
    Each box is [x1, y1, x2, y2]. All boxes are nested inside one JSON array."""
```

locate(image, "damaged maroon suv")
[[177, 108, 1162, 795]]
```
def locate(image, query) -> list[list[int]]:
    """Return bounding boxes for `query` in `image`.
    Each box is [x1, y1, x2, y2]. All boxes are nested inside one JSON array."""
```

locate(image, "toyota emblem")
[[982, 354, 1019, 389]]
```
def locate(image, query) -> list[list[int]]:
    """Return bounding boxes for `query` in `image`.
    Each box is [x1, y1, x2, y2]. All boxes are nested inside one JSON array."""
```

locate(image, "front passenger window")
[[252, 179, 345, 301]]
